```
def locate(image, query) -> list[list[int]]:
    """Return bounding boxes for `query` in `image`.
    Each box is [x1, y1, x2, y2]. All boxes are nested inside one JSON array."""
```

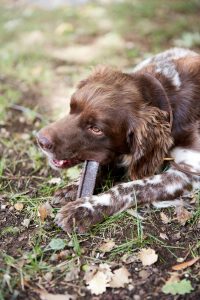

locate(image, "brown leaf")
[[38, 202, 53, 222], [172, 257, 200, 271], [160, 212, 171, 224], [14, 202, 24, 211], [38, 205, 48, 222], [165, 272, 180, 284], [175, 206, 192, 225], [99, 240, 115, 252]]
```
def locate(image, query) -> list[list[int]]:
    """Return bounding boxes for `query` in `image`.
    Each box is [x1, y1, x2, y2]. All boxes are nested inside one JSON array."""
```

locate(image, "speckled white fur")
[[153, 199, 183, 208], [171, 147, 200, 170], [133, 48, 198, 89], [147, 175, 162, 185], [80, 201, 94, 211], [91, 194, 112, 206]]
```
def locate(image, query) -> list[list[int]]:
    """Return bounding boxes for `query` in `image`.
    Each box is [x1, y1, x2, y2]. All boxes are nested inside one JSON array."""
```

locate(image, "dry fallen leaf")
[[43, 272, 53, 282], [38, 205, 48, 222], [166, 272, 180, 284], [159, 233, 168, 240], [160, 212, 171, 224], [40, 292, 75, 300], [99, 240, 115, 252], [38, 202, 53, 222], [172, 232, 181, 240], [85, 263, 132, 294], [138, 248, 158, 266], [138, 269, 150, 280], [85, 264, 112, 295], [87, 270, 109, 295], [83, 265, 97, 282], [14, 202, 24, 211], [65, 266, 80, 282], [126, 208, 144, 220], [48, 177, 62, 185], [109, 267, 131, 288], [121, 253, 138, 264], [57, 250, 70, 260], [172, 257, 200, 271], [84, 264, 113, 295], [175, 206, 192, 225]]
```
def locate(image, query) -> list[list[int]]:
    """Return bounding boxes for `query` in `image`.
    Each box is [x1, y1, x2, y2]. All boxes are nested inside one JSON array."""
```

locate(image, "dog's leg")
[[52, 163, 127, 207], [56, 166, 199, 233], [56, 148, 200, 232], [52, 178, 80, 207]]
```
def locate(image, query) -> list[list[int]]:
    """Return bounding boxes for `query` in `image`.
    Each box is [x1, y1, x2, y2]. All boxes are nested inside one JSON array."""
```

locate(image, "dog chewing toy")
[[77, 161, 99, 198]]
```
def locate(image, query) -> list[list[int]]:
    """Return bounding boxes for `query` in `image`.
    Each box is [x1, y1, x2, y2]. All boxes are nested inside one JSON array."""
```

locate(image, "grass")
[[0, 0, 200, 299]]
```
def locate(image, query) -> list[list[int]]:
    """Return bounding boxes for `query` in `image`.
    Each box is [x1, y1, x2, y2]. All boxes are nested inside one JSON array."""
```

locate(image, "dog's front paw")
[[55, 198, 104, 233], [52, 183, 79, 207]]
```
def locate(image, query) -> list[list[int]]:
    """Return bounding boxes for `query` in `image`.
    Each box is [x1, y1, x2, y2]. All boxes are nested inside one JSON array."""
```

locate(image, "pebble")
[[139, 270, 150, 279], [1, 204, 7, 210], [21, 218, 31, 228]]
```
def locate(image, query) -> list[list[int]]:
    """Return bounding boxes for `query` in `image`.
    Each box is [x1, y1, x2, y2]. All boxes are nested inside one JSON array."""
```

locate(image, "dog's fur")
[[37, 48, 200, 232]]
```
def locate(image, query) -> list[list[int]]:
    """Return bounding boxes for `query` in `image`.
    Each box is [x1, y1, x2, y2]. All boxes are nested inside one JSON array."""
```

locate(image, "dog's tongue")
[[53, 159, 69, 167], [52, 158, 82, 168]]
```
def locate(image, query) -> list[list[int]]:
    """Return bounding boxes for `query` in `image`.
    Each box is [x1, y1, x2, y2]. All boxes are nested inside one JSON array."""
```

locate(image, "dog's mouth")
[[50, 158, 82, 169]]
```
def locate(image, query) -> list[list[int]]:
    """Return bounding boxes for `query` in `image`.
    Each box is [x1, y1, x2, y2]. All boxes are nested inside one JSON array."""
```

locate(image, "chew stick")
[[77, 161, 99, 198]]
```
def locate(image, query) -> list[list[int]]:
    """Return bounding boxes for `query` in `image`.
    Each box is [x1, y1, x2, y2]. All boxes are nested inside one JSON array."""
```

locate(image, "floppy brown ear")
[[137, 73, 173, 124], [127, 74, 174, 179]]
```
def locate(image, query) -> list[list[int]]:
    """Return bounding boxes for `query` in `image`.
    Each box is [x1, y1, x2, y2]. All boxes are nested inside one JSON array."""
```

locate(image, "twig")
[[1, 175, 46, 180], [9, 104, 46, 121]]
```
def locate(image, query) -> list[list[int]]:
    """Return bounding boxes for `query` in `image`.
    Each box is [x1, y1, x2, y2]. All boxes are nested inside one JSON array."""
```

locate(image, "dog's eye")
[[88, 126, 103, 136]]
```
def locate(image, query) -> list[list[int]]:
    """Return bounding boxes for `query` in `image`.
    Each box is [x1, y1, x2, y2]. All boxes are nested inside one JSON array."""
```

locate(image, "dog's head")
[[37, 66, 173, 178]]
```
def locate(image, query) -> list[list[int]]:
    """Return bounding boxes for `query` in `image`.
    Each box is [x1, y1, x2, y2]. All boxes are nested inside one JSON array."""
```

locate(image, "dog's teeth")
[[57, 160, 66, 166]]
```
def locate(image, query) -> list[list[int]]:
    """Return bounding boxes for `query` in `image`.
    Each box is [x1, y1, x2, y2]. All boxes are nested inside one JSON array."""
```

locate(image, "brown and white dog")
[[37, 48, 200, 232]]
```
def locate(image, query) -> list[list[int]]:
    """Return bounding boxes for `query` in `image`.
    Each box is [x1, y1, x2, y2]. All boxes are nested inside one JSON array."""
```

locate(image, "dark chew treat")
[[77, 161, 99, 198]]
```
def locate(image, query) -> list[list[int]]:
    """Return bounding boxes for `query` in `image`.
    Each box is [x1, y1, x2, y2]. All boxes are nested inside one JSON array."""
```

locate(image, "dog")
[[37, 48, 200, 233]]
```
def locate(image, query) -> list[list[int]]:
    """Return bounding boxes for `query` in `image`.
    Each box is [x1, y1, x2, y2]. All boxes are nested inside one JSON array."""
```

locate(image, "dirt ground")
[[0, 1, 200, 299]]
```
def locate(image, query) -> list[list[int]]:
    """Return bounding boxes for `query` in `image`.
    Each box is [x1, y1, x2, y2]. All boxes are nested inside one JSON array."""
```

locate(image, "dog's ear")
[[127, 107, 173, 179], [136, 73, 173, 121], [126, 73, 174, 179]]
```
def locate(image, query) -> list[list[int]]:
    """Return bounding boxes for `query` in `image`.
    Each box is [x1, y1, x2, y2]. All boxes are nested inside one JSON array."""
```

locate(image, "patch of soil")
[[1, 60, 200, 300]]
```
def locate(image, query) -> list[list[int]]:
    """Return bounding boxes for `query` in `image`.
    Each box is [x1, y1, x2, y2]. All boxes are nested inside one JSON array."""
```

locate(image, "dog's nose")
[[37, 133, 53, 151]]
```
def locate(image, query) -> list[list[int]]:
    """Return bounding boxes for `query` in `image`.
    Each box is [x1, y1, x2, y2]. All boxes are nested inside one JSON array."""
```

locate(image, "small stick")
[[9, 104, 45, 121], [77, 161, 99, 198]]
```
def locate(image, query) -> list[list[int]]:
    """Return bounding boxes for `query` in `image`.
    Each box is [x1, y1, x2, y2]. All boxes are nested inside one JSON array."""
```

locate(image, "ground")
[[0, 0, 200, 299]]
